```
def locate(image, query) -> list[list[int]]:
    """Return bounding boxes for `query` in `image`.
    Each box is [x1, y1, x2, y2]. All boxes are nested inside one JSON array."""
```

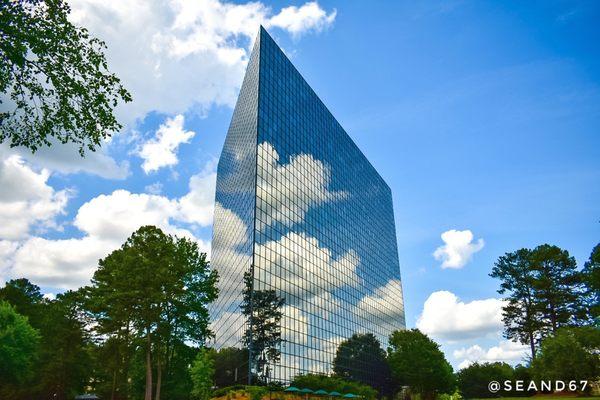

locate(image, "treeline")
[[0, 226, 218, 400], [1, 230, 598, 400]]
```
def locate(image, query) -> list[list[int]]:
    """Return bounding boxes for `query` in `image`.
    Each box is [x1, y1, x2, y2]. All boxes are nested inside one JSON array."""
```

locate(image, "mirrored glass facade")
[[210, 27, 405, 385]]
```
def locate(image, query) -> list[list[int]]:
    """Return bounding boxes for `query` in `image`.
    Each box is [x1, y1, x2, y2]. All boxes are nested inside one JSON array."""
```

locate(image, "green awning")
[[314, 390, 329, 395], [300, 388, 314, 394], [343, 394, 358, 398], [329, 392, 342, 397], [285, 387, 301, 392]]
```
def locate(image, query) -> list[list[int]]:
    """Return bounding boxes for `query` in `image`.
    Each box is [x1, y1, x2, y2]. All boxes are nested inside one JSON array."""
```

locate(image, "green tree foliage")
[[241, 270, 284, 383], [332, 333, 394, 396], [0, 0, 131, 153], [213, 347, 250, 387], [456, 362, 514, 399], [387, 329, 455, 400], [582, 243, 600, 320], [190, 348, 215, 400], [531, 326, 600, 384], [37, 290, 92, 400], [0, 301, 40, 397], [490, 249, 543, 359], [531, 244, 587, 330], [0, 278, 44, 326], [291, 373, 378, 400], [490, 244, 589, 359], [87, 225, 218, 400], [0, 279, 90, 400]]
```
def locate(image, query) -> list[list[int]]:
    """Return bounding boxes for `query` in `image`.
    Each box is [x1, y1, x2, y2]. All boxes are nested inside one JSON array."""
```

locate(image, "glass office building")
[[209, 27, 405, 385]]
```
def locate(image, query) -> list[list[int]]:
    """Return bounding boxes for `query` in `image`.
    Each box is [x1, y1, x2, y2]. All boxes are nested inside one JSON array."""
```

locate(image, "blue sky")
[[0, 0, 598, 369]]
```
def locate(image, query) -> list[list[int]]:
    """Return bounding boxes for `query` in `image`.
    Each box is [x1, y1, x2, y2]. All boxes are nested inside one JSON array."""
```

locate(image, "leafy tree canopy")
[[387, 329, 455, 400], [190, 348, 215, 400], [531, 326, 600, 384], [333, 333, 394, 396], [0, 301, 40, 390], [0, 0, 131, 154], [456, 362, 514, 399], [212, 347, 249, 388]]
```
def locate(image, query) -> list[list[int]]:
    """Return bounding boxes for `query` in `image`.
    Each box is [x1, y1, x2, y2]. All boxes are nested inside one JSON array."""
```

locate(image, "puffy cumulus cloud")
[[416, 291, 504, 341], [73, 168, 218, 241], [0, 155, 70, 240], [10, 237, 116, 289], [255, 232, 360, 302], [74, 190, 186, 240], [177, 160, 218, 227], [355, 279, 405, 330], [4, 162, 216, 290], [454, 340, 529, 369], [144, 182, 163, 195], [256, 142, 347, 229], [68, 0, 337, 126], [139, 114, 195, 173], [0, 241, 18, 280], [2, 142, 130, 180], [269, 2, 337, 37], [433, 229, 484, 269]]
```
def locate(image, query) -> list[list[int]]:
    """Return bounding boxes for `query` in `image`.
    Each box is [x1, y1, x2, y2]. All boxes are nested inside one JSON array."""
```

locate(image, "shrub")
[[456, 362, 513, 399], [531, 326, 600, 387], [246, 386, 268, 400]]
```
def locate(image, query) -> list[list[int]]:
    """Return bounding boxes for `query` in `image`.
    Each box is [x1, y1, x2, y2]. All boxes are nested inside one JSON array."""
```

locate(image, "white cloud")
[[3, 161, 216, 290], [177, 160, 218, 226], [416, 291, 504, 341], [10, 236, 115, 289], [454, 340, 529, 369], [0, 155, 70, 240], [139, 114, 195, 173], [68, 0, 337, 126], [269, 2, 337, 37], [0, 241, 18, 281], [74, 190, 184, 240], [144, 182, 163, 194], [433, 229, 484, 269], [256, 142, 347, 229], [2, 142, 130, 180]]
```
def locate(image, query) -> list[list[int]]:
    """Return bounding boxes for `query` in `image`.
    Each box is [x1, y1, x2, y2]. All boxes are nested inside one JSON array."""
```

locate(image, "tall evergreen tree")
[[88, 226, 218, 400], [490, 248, 543, 359], [582, 243, 600, 321], [530, 244, 587, 330], [490, 244, 589, 360]]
